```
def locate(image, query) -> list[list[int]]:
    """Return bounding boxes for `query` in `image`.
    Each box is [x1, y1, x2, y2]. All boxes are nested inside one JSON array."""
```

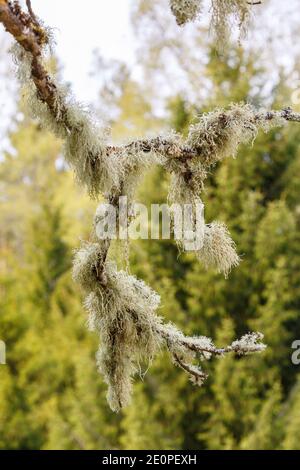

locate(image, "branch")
[[159, 325, 266, 386], [0, 0, 70, 131], [159, 325, 236, 357], [110, 108, 300, 157], [0, 0, 284, 411], [172, 352, 209, 386]]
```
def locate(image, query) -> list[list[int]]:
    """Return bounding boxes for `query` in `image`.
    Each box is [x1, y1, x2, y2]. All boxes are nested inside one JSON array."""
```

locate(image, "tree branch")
[[158, 325, 265, 385], [0, 0, 285, 409], [0, 0, 70, 130], [109, 107, 300, 158]]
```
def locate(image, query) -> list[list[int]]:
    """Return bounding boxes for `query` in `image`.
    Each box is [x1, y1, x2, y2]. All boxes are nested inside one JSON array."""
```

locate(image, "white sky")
[[20, 0, 135, 102]]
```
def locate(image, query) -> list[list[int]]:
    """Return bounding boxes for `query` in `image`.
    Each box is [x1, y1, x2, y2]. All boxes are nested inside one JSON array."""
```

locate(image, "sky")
[[20, 0, 135, 102]]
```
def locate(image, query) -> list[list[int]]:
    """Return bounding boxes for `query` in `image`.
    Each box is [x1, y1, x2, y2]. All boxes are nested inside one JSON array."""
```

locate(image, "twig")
[[172, 352, 208, 384]]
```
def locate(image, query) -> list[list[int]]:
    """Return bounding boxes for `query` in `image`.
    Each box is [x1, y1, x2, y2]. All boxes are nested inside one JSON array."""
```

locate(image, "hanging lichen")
[[169, 0, 262, 48], [169, 0, 202, 26]]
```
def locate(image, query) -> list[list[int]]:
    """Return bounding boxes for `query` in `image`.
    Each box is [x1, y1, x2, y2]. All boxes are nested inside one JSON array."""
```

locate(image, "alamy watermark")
[[95, 196, 205, 251], [0, 340, 6, 365], [291, 340, 300, 365]]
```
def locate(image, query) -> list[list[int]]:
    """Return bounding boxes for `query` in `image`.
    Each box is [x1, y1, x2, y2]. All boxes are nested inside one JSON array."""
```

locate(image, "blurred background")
[[1, 0, 300, 450]]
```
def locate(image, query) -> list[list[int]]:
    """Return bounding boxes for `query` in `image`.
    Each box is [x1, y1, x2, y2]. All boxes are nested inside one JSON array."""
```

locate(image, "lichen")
[[11, 43, 124, 198], [197, 222, 240, 277], [169, 0, 202, 26], [169, 0, 253, 47], [231, 332, 266, 355], [166, 104, 285, 271], [210, 0, 251, 45], [73, 243, 164, 411], [188, 104, 255, 167], [63, 106, 122, 198]]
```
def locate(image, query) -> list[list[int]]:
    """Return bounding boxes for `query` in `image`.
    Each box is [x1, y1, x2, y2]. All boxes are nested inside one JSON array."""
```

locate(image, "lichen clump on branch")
[[169, 0, 202, 25]]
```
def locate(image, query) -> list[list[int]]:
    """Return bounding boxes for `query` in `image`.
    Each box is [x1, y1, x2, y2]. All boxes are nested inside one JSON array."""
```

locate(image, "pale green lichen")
[[8, 5, 274, 413], [167, 104, 285, 271], [187, 104, 278, 168], [72, 242, 105, 292], [210, 0, 252, 45], [231, 332, 266, 355], [169, 0, 253, 47], [168, 173, 205, 254], [73, 243, 164, 411], [72, 240, 265, 410], [63, 106, 122, 198], [197, 222, 240, 277], [120, 136, 168, 203], [170, 0, 202, 26], [11, 44, 69, 139], [11, 44, 123, 198]]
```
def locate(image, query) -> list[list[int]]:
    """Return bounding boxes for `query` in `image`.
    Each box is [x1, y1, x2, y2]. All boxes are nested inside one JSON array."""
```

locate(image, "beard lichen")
[[210, 0, 252, 44], [73, 243, 164, 411], [63, 107, 122, 198], [169, 0, 202, 26], [68, 99, 279, 409], [11, 43, 123, 198], [197, 222, 240, 277], [169, 0, 262, 48], [165, 103, 286, 273], [187, 103, 285, 169]]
